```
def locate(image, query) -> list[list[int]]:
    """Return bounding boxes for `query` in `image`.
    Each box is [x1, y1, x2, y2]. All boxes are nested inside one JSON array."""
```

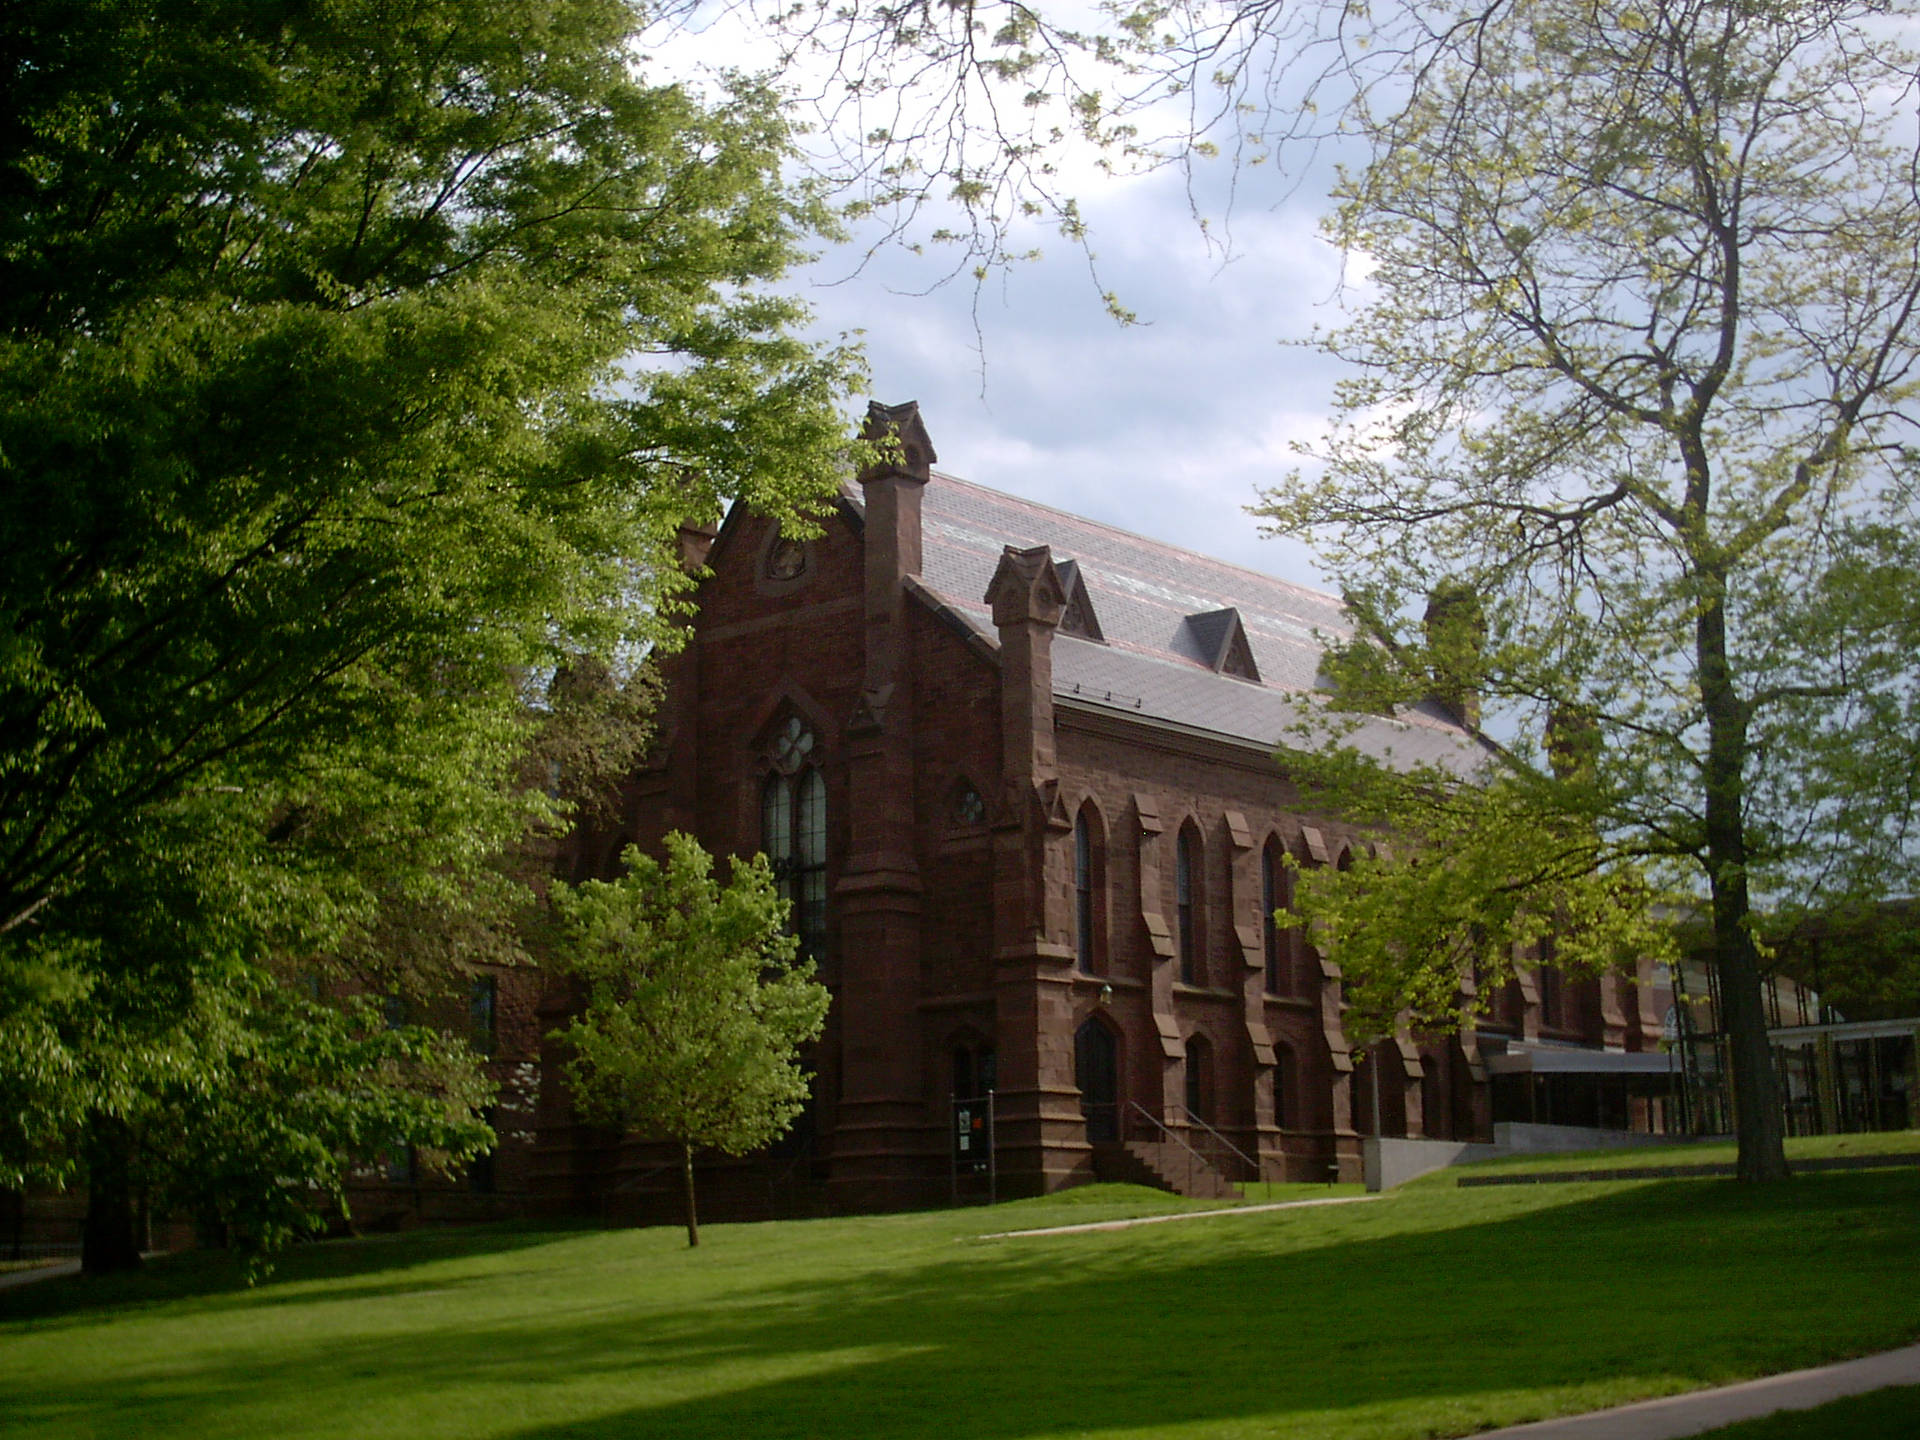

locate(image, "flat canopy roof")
[[1486, 1048, 1678, 1076]]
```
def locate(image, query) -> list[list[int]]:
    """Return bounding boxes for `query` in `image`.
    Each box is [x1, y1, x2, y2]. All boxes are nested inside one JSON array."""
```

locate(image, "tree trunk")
[[81, 1113, 143, 1274], [1711, 890, 1790, 1181], [681, 1142, 699, 1248], [1697, 592, 1790, 1183]]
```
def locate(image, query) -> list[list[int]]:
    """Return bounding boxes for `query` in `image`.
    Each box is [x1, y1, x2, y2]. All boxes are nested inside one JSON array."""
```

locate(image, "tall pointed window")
[[1075, 812, 1094, 971], [1074, 804, 1105, 973], [1185, 1033, 1214, 1124], [762, 718, 827, 960], [1263, 839, 1296, 996], [1176, 824, 1198, 985], [1537, 935, 1565, 1030]]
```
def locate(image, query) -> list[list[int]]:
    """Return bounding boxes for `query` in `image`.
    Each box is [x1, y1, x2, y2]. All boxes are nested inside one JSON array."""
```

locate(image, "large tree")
[[1, 0, 859, 935], [550, 833, 829, 1247], [0, 0, 860, 1263], [1257, 0, 1920, 1181]]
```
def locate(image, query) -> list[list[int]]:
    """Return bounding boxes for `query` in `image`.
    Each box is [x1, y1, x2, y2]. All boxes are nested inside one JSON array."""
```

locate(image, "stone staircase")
[[1092, 1139, 1241, 1200]]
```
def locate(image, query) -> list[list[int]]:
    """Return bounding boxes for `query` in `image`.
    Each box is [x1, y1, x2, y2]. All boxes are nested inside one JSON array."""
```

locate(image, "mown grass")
[[1404, 1128, 1920, 1187], [2, 1171, 1916, 1440], [1692, 1384, 1920, 1438]]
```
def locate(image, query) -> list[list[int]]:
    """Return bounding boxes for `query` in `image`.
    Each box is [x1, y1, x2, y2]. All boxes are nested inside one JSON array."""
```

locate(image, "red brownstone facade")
[[524, 402, 1677, 1221]]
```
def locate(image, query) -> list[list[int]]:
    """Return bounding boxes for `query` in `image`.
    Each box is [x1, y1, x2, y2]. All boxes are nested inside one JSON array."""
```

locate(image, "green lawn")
[[2, 1172, 1917, 1440], [1407, 1129, 1920, 1186], [1692, 1384, 1920, 1438]]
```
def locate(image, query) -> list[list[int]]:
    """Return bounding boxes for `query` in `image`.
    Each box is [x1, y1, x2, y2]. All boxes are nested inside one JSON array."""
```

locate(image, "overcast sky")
[[793, 165, 1354, 595], [650, 10, 1367, 596]]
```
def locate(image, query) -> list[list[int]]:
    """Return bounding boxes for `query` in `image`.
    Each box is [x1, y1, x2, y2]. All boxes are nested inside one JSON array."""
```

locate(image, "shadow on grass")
[[0, 1218, 593, 1326], [6, 1174, 1919, 1440], [1691, 1383, 1920, 1439]]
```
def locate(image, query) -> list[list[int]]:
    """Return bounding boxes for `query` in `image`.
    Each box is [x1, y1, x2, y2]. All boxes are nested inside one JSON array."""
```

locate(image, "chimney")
[[676, 518, 718, 574], [1422, 582, 1486, 728], [985, 544, 1066, 784], [1545, 703, 1600, 783], [856, 401, 936, 695]]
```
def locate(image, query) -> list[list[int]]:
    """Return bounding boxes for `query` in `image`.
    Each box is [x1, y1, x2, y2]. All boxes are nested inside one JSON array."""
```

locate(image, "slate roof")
[[859, 470, 1489, 776]]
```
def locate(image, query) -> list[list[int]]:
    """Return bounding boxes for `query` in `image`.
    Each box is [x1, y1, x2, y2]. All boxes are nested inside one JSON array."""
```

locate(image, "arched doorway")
[[1075, 1018, 1119, 1142]]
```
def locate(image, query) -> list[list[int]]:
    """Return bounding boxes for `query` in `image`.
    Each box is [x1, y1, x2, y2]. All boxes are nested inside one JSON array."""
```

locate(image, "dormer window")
[[1053, 558, 1106, 643], [1183, 607, 1261, 682]]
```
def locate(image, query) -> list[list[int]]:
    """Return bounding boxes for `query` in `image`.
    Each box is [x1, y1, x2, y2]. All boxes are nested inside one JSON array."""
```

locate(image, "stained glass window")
[[762, 721, 827, 960]]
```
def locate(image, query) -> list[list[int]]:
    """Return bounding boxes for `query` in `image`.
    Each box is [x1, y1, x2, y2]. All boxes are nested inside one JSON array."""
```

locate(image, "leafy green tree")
[[550, 833, 829, 1247], [1257, 0, 1920, 1181], [1, 0, 861, 1266], [1, 0, 858, 936], [0, 768, 515, 1272]]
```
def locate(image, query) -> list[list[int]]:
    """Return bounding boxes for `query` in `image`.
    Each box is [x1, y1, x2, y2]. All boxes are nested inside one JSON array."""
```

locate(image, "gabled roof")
[[869, 470, 1487, 776], [1181, 607, 1260, 682], [1051, 558, 1105, 643]]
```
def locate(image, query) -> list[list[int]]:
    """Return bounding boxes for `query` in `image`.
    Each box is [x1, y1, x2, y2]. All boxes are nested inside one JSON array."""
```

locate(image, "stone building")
[[526, 401, 1677, 1221]]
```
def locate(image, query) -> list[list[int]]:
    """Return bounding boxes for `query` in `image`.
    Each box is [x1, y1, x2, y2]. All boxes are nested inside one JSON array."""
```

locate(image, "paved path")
[[0, 1259, 79, 1290], [977, 1193, 1377, 1238], [1476, 1342, 1920, 1438]]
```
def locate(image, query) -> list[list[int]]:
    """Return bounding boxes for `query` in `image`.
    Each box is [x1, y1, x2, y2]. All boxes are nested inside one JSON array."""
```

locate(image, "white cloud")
[[796, 163, 1361, 590], [643, 5, 1373, 595]]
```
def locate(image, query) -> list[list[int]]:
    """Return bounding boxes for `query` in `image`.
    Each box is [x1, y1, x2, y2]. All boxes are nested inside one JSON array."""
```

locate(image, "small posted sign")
[[954, 1101, 989, 1171], [949, 1092, 997, 1205]]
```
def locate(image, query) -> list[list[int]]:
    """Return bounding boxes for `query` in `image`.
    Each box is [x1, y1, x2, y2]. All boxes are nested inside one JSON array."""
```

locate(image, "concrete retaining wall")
[[1364, 1124, 1721, 1191]]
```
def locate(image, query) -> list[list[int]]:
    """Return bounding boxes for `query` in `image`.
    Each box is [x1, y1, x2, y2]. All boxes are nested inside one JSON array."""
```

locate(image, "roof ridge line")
[[927, 470, 1339, 606]]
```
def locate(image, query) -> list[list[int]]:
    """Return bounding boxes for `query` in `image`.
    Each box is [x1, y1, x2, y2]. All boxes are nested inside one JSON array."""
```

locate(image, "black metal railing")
[[1166, 1105, 1259, 1183]]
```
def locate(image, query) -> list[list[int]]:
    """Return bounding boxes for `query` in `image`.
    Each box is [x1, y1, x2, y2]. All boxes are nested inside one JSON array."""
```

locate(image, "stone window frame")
[[1537, 934, 1566, 1030], [949, 775, 988, 831], [753, 521, 816, 598], [468, 974, 498, 1058]]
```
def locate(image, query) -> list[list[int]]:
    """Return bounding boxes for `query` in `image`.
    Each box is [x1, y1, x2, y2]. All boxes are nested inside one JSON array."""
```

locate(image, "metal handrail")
[[1126, 1101, 1221, 1194], [1169, 1105, 1259, 1180]]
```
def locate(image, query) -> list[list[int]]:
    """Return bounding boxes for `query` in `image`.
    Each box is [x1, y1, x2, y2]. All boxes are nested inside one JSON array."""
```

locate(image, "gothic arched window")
[[952, 1042, 997, 1100], [1074, 804, 1106, 973], [1263, 838, 1297, 996], [1185, 1032, 1214, 1125], [762, 718, 827, 960], [1176, 823, 1200, 985], [1272, 1043, 1297, 1130]]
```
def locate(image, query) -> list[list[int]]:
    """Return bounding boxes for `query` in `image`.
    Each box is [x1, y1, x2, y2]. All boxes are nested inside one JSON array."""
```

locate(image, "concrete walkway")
[[977, 1193, 1377, 1238], [1477, 1341, 1920, 1438], [0, 1259, 79, 1290]]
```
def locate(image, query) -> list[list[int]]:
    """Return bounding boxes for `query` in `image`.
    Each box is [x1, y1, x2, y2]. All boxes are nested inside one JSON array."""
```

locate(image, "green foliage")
[[1, 0, 862, 937], [0, 799, 495, 1275], [550, 832, 829, 1161], [1275, 744, 1677, 1040], [0, 0, 862, 1259], [127, 990, 492, 1277], [1257, 0, 1920, 1174]]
